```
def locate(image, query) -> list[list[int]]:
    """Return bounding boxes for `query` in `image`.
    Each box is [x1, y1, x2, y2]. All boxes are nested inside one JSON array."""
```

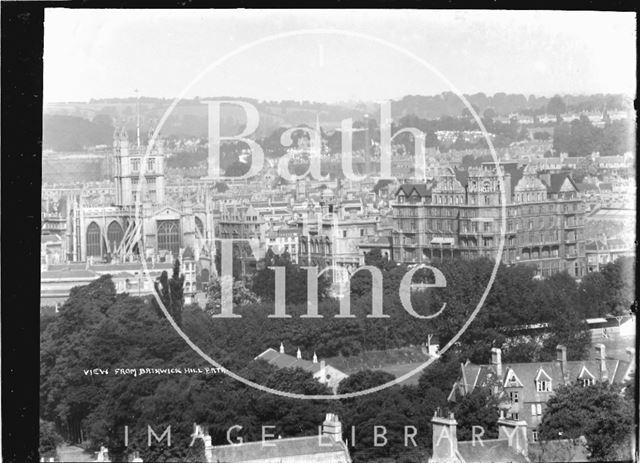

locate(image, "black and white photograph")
[[29, 8, 638, 462]]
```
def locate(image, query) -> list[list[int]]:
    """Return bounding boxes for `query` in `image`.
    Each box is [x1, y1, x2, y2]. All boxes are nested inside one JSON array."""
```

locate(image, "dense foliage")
[[538, 382, 634, 461], [40, 256, 634, 462]]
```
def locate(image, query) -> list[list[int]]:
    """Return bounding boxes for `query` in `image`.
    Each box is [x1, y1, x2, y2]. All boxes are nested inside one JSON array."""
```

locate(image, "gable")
[[559, 177, 577, 193], [152, 206, 182, 220], [577, 365, 595, 380], [535, 368, 552, 382], [503, 368, 524, 388]]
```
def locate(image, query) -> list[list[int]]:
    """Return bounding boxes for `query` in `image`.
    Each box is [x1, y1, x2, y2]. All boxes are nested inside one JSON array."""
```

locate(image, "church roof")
[[208, 435, 349, 463]]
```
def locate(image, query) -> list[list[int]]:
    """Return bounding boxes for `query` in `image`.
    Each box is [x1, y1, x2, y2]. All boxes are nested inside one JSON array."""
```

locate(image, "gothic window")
[[157, 220, 180, 256], [131, 158, 140, 172], [195, 216, 204, 238], [147, 158, 155, 173], [107, 221, 124, 250], [86, 222, 102, 257]]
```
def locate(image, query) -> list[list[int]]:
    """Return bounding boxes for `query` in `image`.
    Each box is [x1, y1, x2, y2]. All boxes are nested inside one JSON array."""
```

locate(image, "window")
[[580, 378, 594, 387], [536, 380, 551, 392], [107, 221, 124, 250], [484, 222, 491, 232], [131, 158, 140, 172], [510, 413, 519, 420], [147, 158, 155, 173], [531, 403, 543, 416], [86, 222, 102, 257], [157, 220, 180, 256], [532, 431, 539, 442], [509, 391, 519, 403], [195, 216, 204, 237]]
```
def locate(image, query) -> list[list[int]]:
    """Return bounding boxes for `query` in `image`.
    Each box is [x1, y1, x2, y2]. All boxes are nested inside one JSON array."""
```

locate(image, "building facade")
[[391, 162, 587, 278]]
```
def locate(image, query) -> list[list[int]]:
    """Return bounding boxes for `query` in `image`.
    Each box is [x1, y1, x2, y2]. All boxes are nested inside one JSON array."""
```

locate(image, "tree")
[[547, 95, 566, 117], [39, 419, 63, 458], [337, 370, 395, 395], [483, 108, 497, 120], [452, 387, 500, 441], [205, 276, 260, 315], [538, 383, 634, 461], [224, 160, 250, 177], [152, 260, 185, 327]]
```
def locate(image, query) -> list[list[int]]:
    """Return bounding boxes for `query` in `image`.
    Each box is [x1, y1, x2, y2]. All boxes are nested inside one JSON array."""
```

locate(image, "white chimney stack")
[[279, 342, 284, 354], [296, 348, 302, 360], [322, 413, 343, 442], [313, 352, 318, 363], [491, 347, 503, 377], [595, 344, 608, 380]]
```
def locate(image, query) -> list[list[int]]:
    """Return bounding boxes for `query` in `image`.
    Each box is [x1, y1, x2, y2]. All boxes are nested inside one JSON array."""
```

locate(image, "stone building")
[[391, 162, 587, 278]]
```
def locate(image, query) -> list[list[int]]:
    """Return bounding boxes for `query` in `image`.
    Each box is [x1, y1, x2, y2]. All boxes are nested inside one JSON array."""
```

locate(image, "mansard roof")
[[396, 183, 431, 198], [543, 172, 578, 194]]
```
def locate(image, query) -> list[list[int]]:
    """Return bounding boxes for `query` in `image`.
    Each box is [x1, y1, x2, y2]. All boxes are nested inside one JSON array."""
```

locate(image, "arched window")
[[107, 221, 124, 251], [195, 216, 204, 238], [200, 268, 210, 285], [86, 222, 102, 257], [157, 220, 180, 256]]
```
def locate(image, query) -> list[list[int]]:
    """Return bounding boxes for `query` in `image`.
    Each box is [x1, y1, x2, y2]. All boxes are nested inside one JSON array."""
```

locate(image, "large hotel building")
[[391, 162, 586, 278]]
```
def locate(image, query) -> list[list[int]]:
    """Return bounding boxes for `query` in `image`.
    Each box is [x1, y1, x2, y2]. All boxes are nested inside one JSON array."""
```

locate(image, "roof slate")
[[208, 435, 349, 462]]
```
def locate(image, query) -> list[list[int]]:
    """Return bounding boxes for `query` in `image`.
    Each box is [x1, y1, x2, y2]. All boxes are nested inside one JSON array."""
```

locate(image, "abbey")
[[66, 128, 214, 265]]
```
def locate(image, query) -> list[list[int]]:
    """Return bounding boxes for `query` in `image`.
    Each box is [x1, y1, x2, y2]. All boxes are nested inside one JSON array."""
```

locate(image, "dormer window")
[[536, 379, 551, 392], [577, 366, 596, 387], [535, 369, 552, 392]]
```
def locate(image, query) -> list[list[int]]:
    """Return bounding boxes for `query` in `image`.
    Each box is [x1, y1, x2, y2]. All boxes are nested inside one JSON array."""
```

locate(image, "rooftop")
[[208, 435, 349, 462]]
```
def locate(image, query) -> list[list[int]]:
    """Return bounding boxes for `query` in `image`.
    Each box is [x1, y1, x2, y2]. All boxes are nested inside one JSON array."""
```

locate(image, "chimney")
[[297, 348, 302, 360], [279, 342, 284, 354], [321, 413, 343, 443], [313, 352, 318, 364], [503, 172, 512, 204], [491, 348, 503, 377], [595, 344, 608, 380], [431, 409, 459, 462], [556, 345, 567, 380], [497, 410, 529, 456]]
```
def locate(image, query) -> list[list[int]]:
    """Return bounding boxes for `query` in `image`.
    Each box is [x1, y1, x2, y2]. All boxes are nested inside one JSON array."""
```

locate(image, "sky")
[[43, 9, 637, 103]]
